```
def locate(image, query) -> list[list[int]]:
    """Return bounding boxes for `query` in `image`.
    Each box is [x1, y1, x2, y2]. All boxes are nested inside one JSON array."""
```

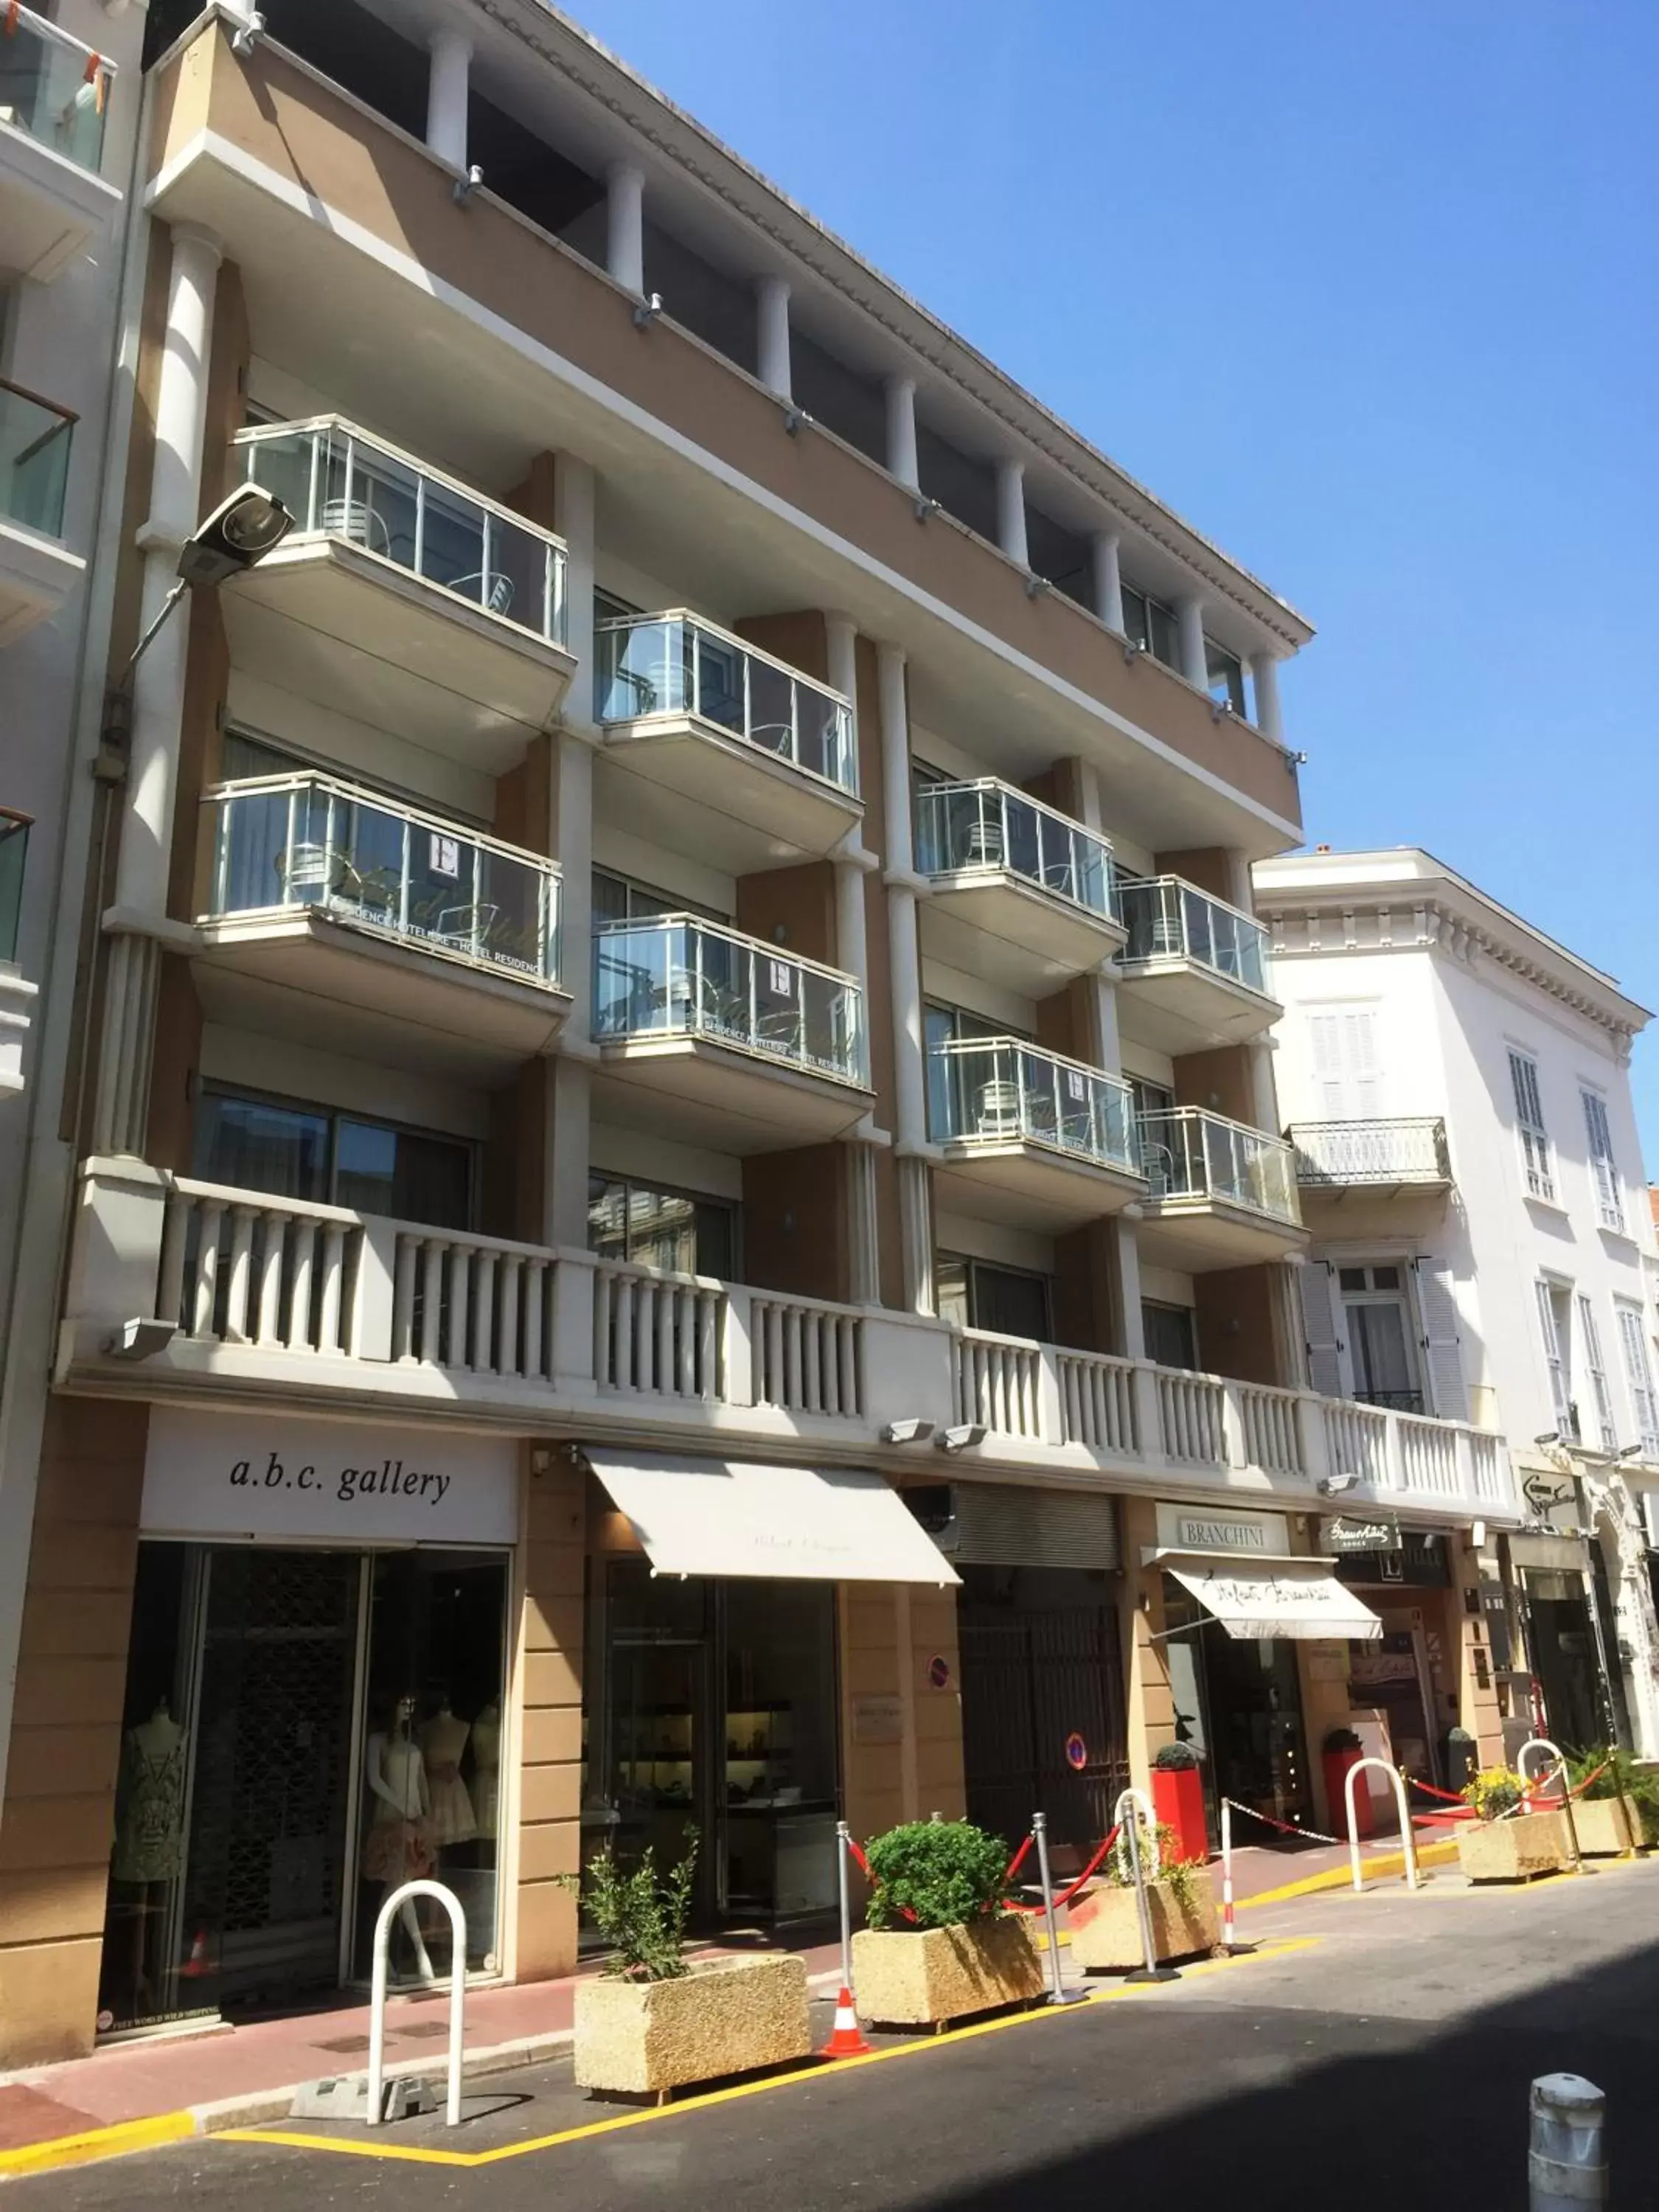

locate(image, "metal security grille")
[[183, 1550, 361, 2009], [951, 1483, 1119, 1571], [958, 1589, 1127, 1860]]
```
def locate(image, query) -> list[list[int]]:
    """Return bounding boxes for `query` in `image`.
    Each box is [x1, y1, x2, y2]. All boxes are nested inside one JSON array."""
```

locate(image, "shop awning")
[[583, 1448, 960, 1586], [1162, 1553, 1383, 1642]]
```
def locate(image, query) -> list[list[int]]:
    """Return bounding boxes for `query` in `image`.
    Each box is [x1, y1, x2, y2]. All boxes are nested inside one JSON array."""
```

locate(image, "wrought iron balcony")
[[1290, 1118, 1453, 1192]]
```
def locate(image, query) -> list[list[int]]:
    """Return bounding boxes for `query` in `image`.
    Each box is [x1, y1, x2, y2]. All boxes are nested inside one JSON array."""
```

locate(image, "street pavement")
[[15, 1859, 1659, 2211]]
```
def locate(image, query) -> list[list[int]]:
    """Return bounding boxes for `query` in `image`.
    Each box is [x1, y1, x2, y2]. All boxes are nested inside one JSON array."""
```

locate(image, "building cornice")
[[462, 0, 1312, 653]]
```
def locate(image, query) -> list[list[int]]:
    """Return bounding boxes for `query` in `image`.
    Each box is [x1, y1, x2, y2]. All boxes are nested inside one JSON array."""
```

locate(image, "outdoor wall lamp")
[[633, 291, 664, 329], [453, 164, 484, 206], [229, 10, 265, 58], [782, 404, 807, 436], [935, 1423, 986, 1454], [105, 1318, 178, 1361], [1317, 1472, 1360, 1497], [1023, 571, 1051, 599], [882, 1419, 935, 1444], [1534, 1431, 1560, 1449]]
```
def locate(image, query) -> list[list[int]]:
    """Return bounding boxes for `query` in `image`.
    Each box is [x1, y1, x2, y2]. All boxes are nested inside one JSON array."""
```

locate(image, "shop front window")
[[1161, 1574, 1311, 1840]]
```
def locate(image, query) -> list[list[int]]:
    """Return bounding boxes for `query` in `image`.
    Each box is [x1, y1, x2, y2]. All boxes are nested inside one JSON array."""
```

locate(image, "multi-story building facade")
[[1257, 847, 1659, 1764], [0, 1, 1515, 2064]]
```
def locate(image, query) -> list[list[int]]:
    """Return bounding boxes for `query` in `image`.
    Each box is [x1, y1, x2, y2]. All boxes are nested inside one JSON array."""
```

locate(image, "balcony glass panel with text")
[[1138, 1107, 1298, 1223], [915, 780, 1117, 920], [929, 1036, 1138, 1172]]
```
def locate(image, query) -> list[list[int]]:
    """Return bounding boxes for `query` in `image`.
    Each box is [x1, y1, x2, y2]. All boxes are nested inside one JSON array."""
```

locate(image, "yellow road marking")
[[216, 1937, 1320, 2171], [0, 2111, 198, 2181], [1242, 1837, 1460, 1907]]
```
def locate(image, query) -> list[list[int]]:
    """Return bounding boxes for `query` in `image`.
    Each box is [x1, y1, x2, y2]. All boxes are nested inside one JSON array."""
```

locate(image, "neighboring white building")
[[1256, 846, 1659, 1757]]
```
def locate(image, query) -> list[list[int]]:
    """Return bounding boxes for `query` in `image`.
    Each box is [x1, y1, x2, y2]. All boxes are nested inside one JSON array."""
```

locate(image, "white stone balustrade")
[[60, 1160, 1519, 1526]]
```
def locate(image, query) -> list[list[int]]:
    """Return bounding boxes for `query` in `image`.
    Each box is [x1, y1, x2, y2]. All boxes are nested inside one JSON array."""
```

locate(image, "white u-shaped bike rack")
[[1111, 1786, 1161, 1879], [367, 1879, 467, 2128], [1518, 1736, 1566, 1801], [1344, 1759, 1419, 1893]]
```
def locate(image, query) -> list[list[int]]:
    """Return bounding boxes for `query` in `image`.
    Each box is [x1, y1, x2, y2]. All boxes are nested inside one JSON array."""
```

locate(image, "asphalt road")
[[19, 1862, 1659, 2211]]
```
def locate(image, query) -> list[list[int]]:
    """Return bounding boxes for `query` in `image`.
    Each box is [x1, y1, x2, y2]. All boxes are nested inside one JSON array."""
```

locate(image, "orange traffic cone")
[[821, 1984, 872, 2058], [177, 1929, 212, 1978]]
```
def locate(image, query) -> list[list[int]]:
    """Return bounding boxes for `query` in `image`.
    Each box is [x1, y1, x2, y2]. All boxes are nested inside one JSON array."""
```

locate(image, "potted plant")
[[1068, 1817, 1219, 1971], [1321, 1726, 1371, 1841], [1150, 1742, 1207, 1865], [849, 1819, 1043, 2028], [566, 1832, 811, 2097], [1455, 1765, 1573, 1882], [1565, 1747, 1655, 1856]]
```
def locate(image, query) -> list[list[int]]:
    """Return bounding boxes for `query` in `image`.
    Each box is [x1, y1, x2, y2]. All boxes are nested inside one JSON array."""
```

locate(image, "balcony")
[[228, 419, 574, 768], [1291, 1118, 1453, 1200], [0, 808, 33, 1096], [58, 1159, 1517, 1534], [1136, 1107, 1306, 1270], [928, 1036, 1144, 1231], [915, 779, 1124, 995], [0, 7, 120, 280], [592, 915, 871, 1152], [192, 773, 568, 1078], [1116, 877, 1279, 1052], [0, 380, 82, 643], [594, 613, 859, 873]]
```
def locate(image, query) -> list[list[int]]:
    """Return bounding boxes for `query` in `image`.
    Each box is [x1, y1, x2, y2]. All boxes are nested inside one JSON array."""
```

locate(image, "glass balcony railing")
[[593, 915, 866, 1085], [0, 7, 114, 173], [0, 379, 73, 538], [234, 418, 568, 646], [596, 612, 857, 795], [1119, 876, 1270, 995], [928, 1037, 1138, 1175], [0, 809, 29, 965], [915, 779, 1119, 922], [1138, 1107, 1299, 1225], [205, 773, 562, 984]]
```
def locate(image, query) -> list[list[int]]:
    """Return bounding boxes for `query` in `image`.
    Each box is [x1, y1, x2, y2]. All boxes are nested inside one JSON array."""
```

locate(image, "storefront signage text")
[[1322, 1514, 1402, 1557], [1156, 1504, 1289, 1557], [229, 1450, 455, 1509]]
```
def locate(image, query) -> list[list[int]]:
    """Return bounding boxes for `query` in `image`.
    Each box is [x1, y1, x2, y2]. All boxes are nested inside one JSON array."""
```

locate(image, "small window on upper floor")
[[1204, 638, 1247, 716], [193, 1085, 474, 1231], [594, 587, 641, 627], [592, 868, 726, 928], [1581, 1089, 1623, 1233], [1120, 582, 1180, 671], [936, 1252, 1052, 1343], [587, 1170, 735, 1281], [1508, 1049, 1555, 1203]]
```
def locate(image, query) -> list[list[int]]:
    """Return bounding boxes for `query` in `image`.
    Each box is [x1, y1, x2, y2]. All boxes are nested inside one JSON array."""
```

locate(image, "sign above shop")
[[1519, 1468, 1587, 1537], [1321, 1513, 1402, 1557], [142, 1407, 518, 1547], [1155, 1504, 1290, 1557]]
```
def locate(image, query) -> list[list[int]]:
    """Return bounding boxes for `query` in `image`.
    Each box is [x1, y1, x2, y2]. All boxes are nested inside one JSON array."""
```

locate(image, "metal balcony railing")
[[0, 379, 73, 538], [0, 807, 29, 964], [1119, 876, 1270, 994], [928, 1036, 1138, 1174], [234, 417, 568, 645], [1138, 1107, 1300, 1225], [596, 611, 856, 794], [204, 773, 562, 985], [914, 779, 1119, 922], [592, 914, 866, 1085], [1290, 1118, 1452, 1188], [0, 6, 114, 173]]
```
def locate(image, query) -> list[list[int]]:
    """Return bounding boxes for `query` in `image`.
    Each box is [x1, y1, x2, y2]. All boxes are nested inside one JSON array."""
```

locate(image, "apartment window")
[[925, 1001, 1032, 1144], [586, 1172, 735, 1280], [1337, 1264, 1423, 1413], [1615, 1302, 1659, 1460], [936, 1253, 1051, 1342], [1509, 1049, 1554, 1202], [594, 587, 640, 626], [1307, 1006, 1381, 1121], [1576, 1296, 1618, 1453], [592, 869, 726, 927], [1204, 638, 1246, 716], [194, 1088, 473, 1230], [1130, 1077, 1176, 1118], [1581, 1090, 1623, 1232], [1120, 582, 1180, 671], [1143, 1300, 1198, 1371], [1534, 1279, 1578, 1442]]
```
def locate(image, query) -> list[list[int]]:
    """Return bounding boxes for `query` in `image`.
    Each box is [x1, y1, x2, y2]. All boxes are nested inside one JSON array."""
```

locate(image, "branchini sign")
[[142, 1406, 518, 1545]]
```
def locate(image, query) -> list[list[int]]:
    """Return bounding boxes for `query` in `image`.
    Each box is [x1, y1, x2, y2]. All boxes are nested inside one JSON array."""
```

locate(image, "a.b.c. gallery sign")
[[142, 1406, 518, 1547]]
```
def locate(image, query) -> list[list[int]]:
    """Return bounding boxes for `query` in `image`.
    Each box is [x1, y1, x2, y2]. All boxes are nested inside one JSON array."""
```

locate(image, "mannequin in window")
[[418, 1691, 476, 1851], [364, 1692, 435, 1981], [470, 1700, 501, 1838], [113, 1696, 188, 1887]]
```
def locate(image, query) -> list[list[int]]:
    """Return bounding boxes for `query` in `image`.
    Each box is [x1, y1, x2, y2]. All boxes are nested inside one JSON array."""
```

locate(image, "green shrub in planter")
[[1152, 1742, 1201, 1770], [560, 1829, 698, 1981], [1323, 1726, 1363, 1753], [861, 1820, 1012, 1931], [1568, 1746, 1659, 1843]]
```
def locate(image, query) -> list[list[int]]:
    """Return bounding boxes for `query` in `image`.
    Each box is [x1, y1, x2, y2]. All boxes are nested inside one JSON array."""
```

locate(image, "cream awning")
[[1164, 1553, 1383, 1642], [584, 1447, 959, 1585]]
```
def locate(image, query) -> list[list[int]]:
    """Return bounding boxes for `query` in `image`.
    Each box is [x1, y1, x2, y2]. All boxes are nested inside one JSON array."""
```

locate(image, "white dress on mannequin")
[[363, 1725, 434, 1884], [470, 1702, 501, 1837], [418, 1706, 476, 1848]]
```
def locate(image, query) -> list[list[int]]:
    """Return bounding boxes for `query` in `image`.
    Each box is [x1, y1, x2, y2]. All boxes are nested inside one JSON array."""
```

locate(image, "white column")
[[885, 373, 919, 490], [554, 454, 597, 741], [549, 453, 597, 1251], [605, 161, 645, 293], [1250, 647, 1284, 743], [829, 612, 880, 1305], [879, 641, 933, 1315], [1112, 1222, 1147, 1362], [755, 275, 792, 400], [425, 29, 470, 170], [1176, 595, 1208, 689], [995, 456, 1029, 567], [1092, 528, 1124, 632]]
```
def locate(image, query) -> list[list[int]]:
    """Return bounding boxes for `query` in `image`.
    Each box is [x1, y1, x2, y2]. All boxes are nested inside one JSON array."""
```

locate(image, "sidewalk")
[[0, 1827, 1446, 2168]]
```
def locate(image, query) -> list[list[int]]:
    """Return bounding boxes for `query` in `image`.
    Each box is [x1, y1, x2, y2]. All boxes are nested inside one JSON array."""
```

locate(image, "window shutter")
[[1298, 1259, 1345, 1398], [1576, 1295, 1617, 1451], [1411, 1257, 1469, 1423], [1308, 1008, 1380, 1120], [1615, 1304, 1659, 1458]]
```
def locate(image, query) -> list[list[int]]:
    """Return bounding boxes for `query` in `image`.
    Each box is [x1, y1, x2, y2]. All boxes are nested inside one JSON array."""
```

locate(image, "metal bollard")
[[1529, 2074, 1607, 2211], [835, 1820, 853, 1994], [1123, 1802, 1178, 1986], [1031, 1812, 1085, 2007], [1220, 1796, 1237, 1952]]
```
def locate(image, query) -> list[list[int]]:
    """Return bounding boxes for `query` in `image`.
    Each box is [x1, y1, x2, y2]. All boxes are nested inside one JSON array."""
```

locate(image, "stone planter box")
[[852, 1916, 1043, 2027], [573, 1952, 811, 2096], [1455, 1809, 1573, 1882], [1571, 1796, 1643, 1856], [1066, 1868, 1220, 1972]]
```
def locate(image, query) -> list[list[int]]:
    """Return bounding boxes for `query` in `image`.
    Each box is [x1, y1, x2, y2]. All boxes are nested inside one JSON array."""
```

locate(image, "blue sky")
[[568, 0, 1659, 1161]]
